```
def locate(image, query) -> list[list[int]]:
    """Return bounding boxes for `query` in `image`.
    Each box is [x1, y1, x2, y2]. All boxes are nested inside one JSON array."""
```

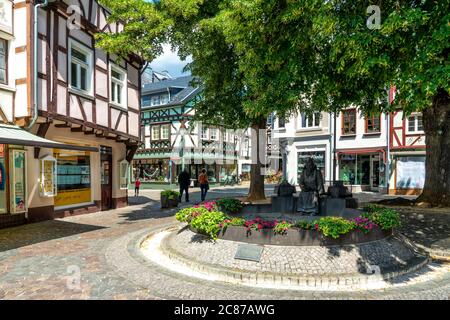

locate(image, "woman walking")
[[198, 169, 209, 202]]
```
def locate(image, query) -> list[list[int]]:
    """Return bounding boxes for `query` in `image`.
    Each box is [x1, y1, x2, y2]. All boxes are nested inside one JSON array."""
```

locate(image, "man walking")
[[178, 169, 190, 202]]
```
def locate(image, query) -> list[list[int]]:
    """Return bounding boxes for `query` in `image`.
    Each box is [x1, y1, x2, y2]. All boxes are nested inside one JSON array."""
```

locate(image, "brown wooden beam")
[[34, 122, 51, 159], [84, 128, 95, 135], [55, 122, 70, 128], [126, 144, 139, 162], [70, 126, 83, 132]]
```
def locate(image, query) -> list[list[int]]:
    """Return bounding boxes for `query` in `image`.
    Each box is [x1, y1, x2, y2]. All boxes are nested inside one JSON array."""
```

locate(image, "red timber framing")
[[389, 110, 426, 150], [33, 0, 144, 156]]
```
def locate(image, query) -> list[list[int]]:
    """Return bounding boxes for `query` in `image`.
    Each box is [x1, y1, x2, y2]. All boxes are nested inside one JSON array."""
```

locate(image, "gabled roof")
[[141, 75, 202, 109], [165, 86, 201, 106], [142, 75, 194, 94]]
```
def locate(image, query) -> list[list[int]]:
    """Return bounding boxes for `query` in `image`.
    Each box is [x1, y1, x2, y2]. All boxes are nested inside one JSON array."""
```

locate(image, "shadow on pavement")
[[0, 220, 106, 252]]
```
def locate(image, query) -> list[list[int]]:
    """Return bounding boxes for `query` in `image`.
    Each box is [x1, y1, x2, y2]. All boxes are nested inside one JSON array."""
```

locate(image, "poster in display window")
[[10, 149, 26, 213]]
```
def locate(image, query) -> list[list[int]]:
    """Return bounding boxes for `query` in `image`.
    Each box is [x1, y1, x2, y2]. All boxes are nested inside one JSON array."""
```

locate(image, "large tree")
[[308, 1, 450, 206], [98, 0, 449, 205], [97, 0, 321, 201]]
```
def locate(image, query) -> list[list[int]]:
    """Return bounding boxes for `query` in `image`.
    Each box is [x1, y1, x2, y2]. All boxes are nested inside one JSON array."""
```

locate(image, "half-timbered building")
[[0, 0, 144, 228], [388, 113, 426, 195], [135, 74, 246, 186]]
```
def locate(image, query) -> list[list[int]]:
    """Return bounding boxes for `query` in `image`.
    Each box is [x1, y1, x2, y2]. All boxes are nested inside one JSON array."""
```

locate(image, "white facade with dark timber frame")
[[0, 0, 144, 228]]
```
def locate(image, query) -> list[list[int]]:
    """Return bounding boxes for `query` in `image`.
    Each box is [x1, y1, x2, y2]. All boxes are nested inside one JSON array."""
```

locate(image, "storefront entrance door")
[[371, 156, 380, 190], [100, 147, 112, 211]]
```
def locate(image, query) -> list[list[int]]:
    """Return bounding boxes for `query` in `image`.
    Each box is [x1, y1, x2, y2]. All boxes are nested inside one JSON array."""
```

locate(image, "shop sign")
[[55, 188, 91, 207]]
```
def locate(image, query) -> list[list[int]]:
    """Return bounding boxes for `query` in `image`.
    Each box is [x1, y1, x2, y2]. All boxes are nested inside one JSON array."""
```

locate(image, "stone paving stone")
[[0, 188, 448, 299]]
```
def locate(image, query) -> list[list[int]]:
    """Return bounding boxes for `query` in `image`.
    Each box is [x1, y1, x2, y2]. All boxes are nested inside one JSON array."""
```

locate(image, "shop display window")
[[340, 154, 356, 185], [0, 144, 6, 213], [54, 151, 91, 207], [298, 151, 326, 183], [356, 155, 370, 185], [396, 156, 425, 189]]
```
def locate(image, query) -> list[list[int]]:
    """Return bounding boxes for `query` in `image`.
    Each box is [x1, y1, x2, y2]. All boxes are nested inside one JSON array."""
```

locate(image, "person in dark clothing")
[[178, 169, 191, 202]]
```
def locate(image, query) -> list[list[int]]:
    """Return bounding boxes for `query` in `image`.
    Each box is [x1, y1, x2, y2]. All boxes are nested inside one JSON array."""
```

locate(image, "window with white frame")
[[210, 128, 218, 140], [407, 114, 424, 133], [161, 124, 170, 140], [110, 65, 127, 107], [151, 125, 160, 140], [69, 40, 93, 94], [300, 112, 321, 129], [201, 127, 208, 140], [0, 39, 7, 85], [243, 137, 250, 156], [151, 96, 160, 106], [160, 94, 169, 105]]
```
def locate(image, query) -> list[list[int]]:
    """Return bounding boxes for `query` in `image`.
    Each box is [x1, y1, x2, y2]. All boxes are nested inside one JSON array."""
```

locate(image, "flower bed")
[[176, 201, 400, 245]]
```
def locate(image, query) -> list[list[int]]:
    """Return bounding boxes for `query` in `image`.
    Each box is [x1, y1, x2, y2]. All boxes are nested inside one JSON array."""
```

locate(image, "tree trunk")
[[247, 117, 267, 201], [416, 89, 450, 207]]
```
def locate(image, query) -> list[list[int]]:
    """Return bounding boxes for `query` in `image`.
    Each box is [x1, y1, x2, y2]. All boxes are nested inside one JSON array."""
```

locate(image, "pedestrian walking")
[[178, 169, 190, 202], [198, 169, 209, 202], [134, 178, 141, 197]]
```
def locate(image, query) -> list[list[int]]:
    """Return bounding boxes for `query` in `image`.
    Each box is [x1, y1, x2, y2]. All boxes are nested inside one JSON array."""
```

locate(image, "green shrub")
[[363, 203, 383, 213], [191, 211, 227, 239], [295, 220, 313, 230], [273, 221, 293, 235], [314, 217, 355, 239], [364, 208, 401, 230], [216, 198, 243, 214], [161, 190, 180, 200], [175, 207, 209, 223]]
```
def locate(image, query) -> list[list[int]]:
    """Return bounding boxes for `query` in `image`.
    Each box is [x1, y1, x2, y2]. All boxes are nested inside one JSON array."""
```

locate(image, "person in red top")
[[198, 169, 209, 201], [134, 178, 141, 197]]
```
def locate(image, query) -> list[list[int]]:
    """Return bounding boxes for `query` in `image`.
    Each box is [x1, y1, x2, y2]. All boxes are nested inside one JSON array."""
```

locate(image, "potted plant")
[[161, 190, 180, 208]]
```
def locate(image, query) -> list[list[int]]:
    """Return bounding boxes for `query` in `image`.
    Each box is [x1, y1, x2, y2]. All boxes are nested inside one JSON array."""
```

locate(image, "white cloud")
[[149, 44, 192, 77]]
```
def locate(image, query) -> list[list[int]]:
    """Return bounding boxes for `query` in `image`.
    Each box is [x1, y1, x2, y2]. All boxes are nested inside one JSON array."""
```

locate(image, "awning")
[[0, 124, 98, 152]]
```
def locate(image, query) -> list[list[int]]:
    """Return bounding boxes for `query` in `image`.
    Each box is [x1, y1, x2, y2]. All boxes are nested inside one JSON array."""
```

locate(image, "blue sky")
[[149, 44, 192, 77]]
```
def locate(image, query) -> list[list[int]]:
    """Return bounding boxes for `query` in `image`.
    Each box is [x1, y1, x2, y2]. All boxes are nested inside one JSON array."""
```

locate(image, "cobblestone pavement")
[[164, 228, 423, 276], [0, 187, 448, 299]]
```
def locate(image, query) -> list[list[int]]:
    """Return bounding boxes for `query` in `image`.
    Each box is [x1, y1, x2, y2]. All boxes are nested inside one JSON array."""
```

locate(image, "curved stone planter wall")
[[191, 226, 392, 246]]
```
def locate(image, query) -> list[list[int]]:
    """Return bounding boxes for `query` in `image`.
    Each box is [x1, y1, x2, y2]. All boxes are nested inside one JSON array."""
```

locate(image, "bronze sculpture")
[[298, 157, 325, 215]]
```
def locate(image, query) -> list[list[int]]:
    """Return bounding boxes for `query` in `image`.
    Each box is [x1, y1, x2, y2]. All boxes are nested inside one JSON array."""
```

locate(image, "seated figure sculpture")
[[298, 157, 325, 215]]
